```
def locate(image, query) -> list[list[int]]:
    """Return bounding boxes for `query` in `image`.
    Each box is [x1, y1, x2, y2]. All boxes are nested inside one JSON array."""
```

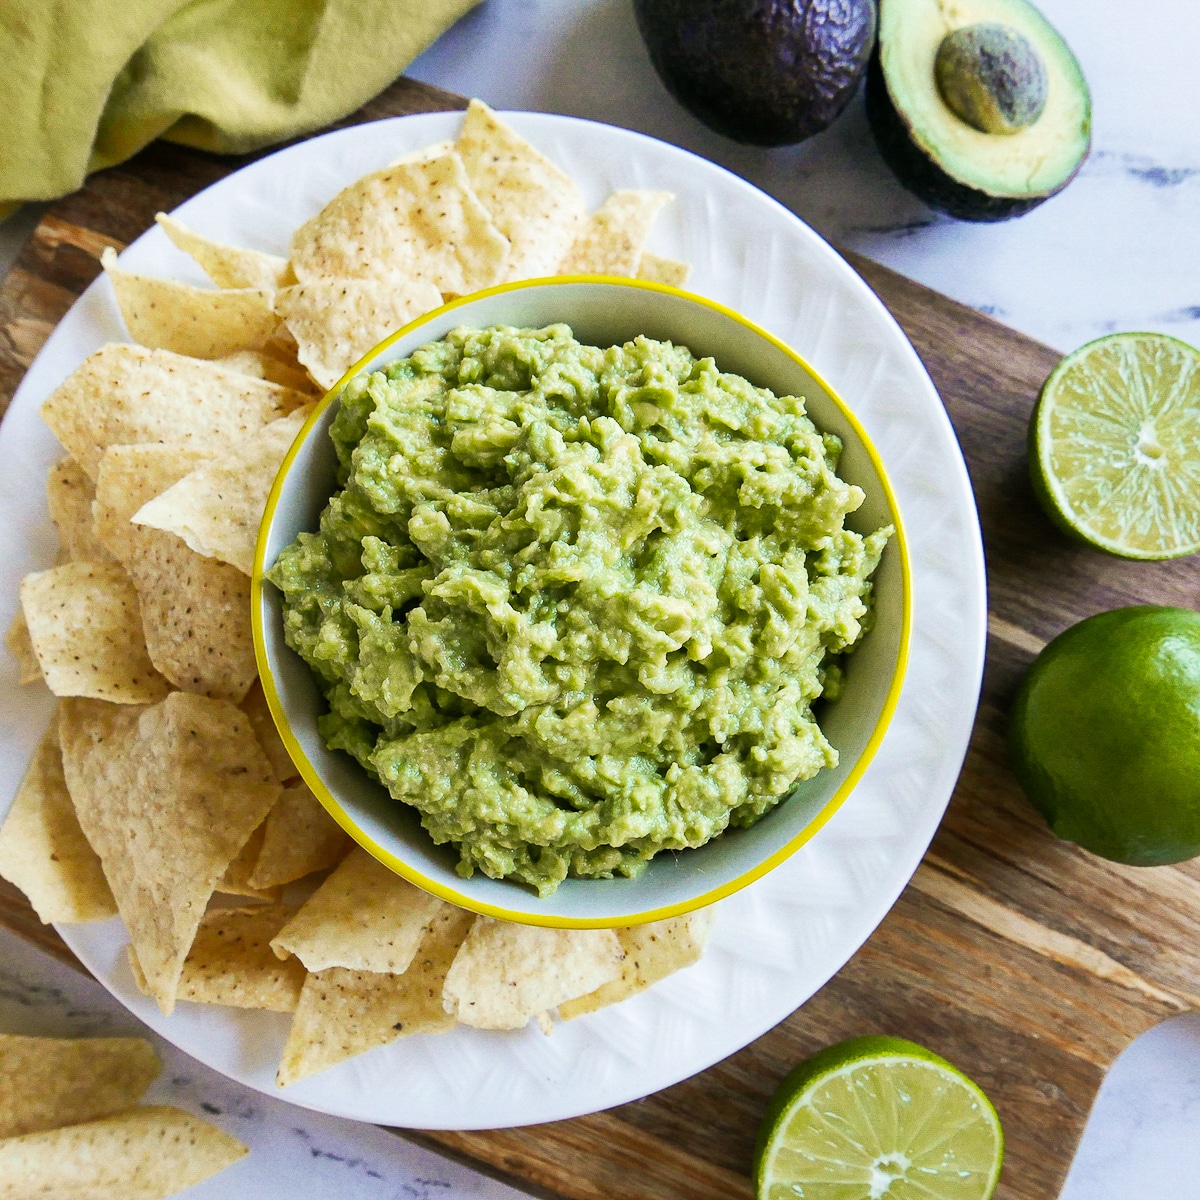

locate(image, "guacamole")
[[268, 324, 891, 896]]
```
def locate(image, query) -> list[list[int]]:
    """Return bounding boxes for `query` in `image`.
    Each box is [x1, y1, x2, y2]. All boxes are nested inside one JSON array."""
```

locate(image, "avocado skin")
[[865, 54, 1078, 221], [634, 0, 877, 147]]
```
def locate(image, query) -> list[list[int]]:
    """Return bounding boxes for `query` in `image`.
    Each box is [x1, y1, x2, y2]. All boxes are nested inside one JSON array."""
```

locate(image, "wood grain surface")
[[4, 75, 1199, 1200]]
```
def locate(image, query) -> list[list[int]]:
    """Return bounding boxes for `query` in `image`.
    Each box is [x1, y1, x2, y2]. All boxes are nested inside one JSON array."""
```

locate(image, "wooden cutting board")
[[3, 76, 1199, 1200]]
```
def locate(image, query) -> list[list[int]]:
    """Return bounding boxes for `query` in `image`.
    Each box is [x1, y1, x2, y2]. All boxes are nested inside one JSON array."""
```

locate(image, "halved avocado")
[[866, 0, 1091, 221]]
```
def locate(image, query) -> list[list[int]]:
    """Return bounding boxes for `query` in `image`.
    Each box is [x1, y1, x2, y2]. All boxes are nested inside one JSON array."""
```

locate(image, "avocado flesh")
[[869, 0, 1090, 220], [633, 0, 877, 147]]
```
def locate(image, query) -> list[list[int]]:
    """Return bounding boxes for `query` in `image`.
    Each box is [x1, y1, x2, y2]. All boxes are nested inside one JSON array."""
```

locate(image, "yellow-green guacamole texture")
[[268, 324, 892, 895]]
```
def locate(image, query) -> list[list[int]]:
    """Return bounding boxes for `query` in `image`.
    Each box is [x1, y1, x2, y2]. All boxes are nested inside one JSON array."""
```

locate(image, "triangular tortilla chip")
[[5, 610, 41, 684], [155, 904, 306, 1012], [59, 693, 281, 1014], [0, 1034, 159, 1139], [0, 1105, 247, 1198], [637, 251, 692, 289], [248, 783, 352, 891], [131, 408, 308, 575], [0, 722, 116, 924], [559, 909, 714, 1019], [94, 444, 257, 701], [156, 212, 290, 290], [442, 919, 624, 1030], [215, 349, 318, 394], [239, 680, 298, 783], [20, 561, 170, 703], [274, 277, 444, 389], [558, 189, 674, 277], [216, 822, 279, 901], [47, 458, 112, 564], [389, 139, 456, 167], [456, 99, 587, 280], [276, 906, 472, 1087], [40, 343, 309, 480], [289, 151, 509, 294], [270, 847, 444, 974], [102, 248, 279, 360]]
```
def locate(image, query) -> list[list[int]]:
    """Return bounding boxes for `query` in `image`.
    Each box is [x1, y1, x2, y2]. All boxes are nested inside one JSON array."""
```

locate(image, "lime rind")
[[754, 1036, 1003, 1200], [1032, 331, 1200, 561]]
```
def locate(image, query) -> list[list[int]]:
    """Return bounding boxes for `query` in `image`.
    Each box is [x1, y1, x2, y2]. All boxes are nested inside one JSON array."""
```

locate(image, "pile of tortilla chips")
[[0, 1033, 246, 1197], [1, 100, 712, 1088]]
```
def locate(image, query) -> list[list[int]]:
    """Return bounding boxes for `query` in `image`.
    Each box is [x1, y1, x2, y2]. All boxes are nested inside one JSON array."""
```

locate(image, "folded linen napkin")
[[0, 0, 477, 220]]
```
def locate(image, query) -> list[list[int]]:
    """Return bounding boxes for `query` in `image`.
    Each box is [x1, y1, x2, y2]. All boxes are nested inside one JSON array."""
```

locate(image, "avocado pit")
[[935, 23, 1048, 135]]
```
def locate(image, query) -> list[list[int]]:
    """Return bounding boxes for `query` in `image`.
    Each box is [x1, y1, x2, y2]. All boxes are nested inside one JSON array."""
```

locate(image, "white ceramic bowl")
[[253, 277, 911, 927]]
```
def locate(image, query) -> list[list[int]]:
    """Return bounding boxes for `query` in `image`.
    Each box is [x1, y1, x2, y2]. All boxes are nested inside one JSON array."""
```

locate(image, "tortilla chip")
[[270, 847, 445, 974], [289, 151, 509, 295], [47, 458, 111, 564], [102, 248, 279, 360], [442, 919, 624, 1030], [274, 277, 444, 389], [215, 822, 279, 901], [131, 408, 308, 575], [215, 349, 318, 394], [248, 783, 352, 891], [5, 610, 41, 684], [40, 343, 309, 480], [637, 251, 692, 289], [59, 693, 281, 1014], [276, 906, 472, 1086], [0, 1034, 159, 1139], [559, 909, 714, 1019], [170, 904, 305, 1011], [558, 189, 674, 277], [20, 562, 170, 703], [94, 444, 257, 701], [0, 1105, 247, 1198], [0, 722, 116, 923], [456, 99, 587, 280], [156, 212, 290, 290], [239, 680, 298, 782]]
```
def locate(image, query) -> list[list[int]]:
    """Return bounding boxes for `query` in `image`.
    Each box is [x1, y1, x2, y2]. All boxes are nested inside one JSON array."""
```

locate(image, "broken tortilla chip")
[[270, 847, 444, 974], [131, 408, 309, 575], [0, 1033, 159, 1139], [558, 189, 674, 277], [20, 561, 170, 703], [47, 458, 112, 564], [5, 610, 41, 684], [216, 822, 279, 901], [274, 277, 444, 389], [442, 919, 624, 1031], [156, 211, 291, 290], [169, 904, 306, 1012], [40, 343, 309, 480], [0, 1105, 247, 1199], [94, 444, 257, 701], [637, 251, 692, 289], [248, 782, 352, 891], [0, 722, 116, 924], [456, 99, 587, 280], [59, 693, 281, 1014], [276, 906, 473, 1087], [239, 680, 298, 782], [559, 909, 714, 1019], [102, 248, 279, 360], [289, 151, 509, 295]]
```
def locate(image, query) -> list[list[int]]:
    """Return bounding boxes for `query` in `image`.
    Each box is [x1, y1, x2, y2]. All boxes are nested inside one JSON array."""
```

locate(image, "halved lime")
[[1030, 331, 1200, 560], [754, 1036, 1003, 1200]]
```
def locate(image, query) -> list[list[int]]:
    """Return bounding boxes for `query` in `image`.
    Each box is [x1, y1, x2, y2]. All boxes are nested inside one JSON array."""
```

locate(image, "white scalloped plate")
[[0, 111, 986, 1130]]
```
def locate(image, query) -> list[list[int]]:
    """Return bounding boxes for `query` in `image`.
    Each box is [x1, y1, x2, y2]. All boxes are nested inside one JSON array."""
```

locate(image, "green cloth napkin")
[[0, 0, 478, 220]]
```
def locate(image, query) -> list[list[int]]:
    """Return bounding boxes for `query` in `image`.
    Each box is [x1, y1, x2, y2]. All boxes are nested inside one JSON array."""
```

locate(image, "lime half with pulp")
[[754, 1036, 1003, 1200], [1031, 331, 1200, 559]]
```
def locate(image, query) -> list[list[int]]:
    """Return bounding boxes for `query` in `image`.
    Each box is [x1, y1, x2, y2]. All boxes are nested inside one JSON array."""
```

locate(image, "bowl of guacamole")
[[253, 279, 910, 926]]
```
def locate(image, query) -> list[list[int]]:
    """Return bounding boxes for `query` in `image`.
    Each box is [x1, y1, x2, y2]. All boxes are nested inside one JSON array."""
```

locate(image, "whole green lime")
[[1010, 606, 1200, 864]]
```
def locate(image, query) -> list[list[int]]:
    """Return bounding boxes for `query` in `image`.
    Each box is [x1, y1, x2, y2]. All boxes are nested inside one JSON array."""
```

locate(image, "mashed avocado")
[[268, 324, 891, 896]]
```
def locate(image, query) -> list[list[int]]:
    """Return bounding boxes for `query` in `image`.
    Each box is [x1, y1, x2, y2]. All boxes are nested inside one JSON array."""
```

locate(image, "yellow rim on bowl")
[[252, 276, 914, 928]]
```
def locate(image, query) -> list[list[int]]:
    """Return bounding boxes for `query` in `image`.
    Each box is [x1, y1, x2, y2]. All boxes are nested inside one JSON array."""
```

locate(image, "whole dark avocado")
[[633, 0, 878, 146], [867, 0, 1090, 222]]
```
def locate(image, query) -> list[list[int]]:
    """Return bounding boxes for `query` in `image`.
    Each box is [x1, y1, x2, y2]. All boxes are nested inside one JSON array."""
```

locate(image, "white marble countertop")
[[2, 1, 1200, 1194]]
